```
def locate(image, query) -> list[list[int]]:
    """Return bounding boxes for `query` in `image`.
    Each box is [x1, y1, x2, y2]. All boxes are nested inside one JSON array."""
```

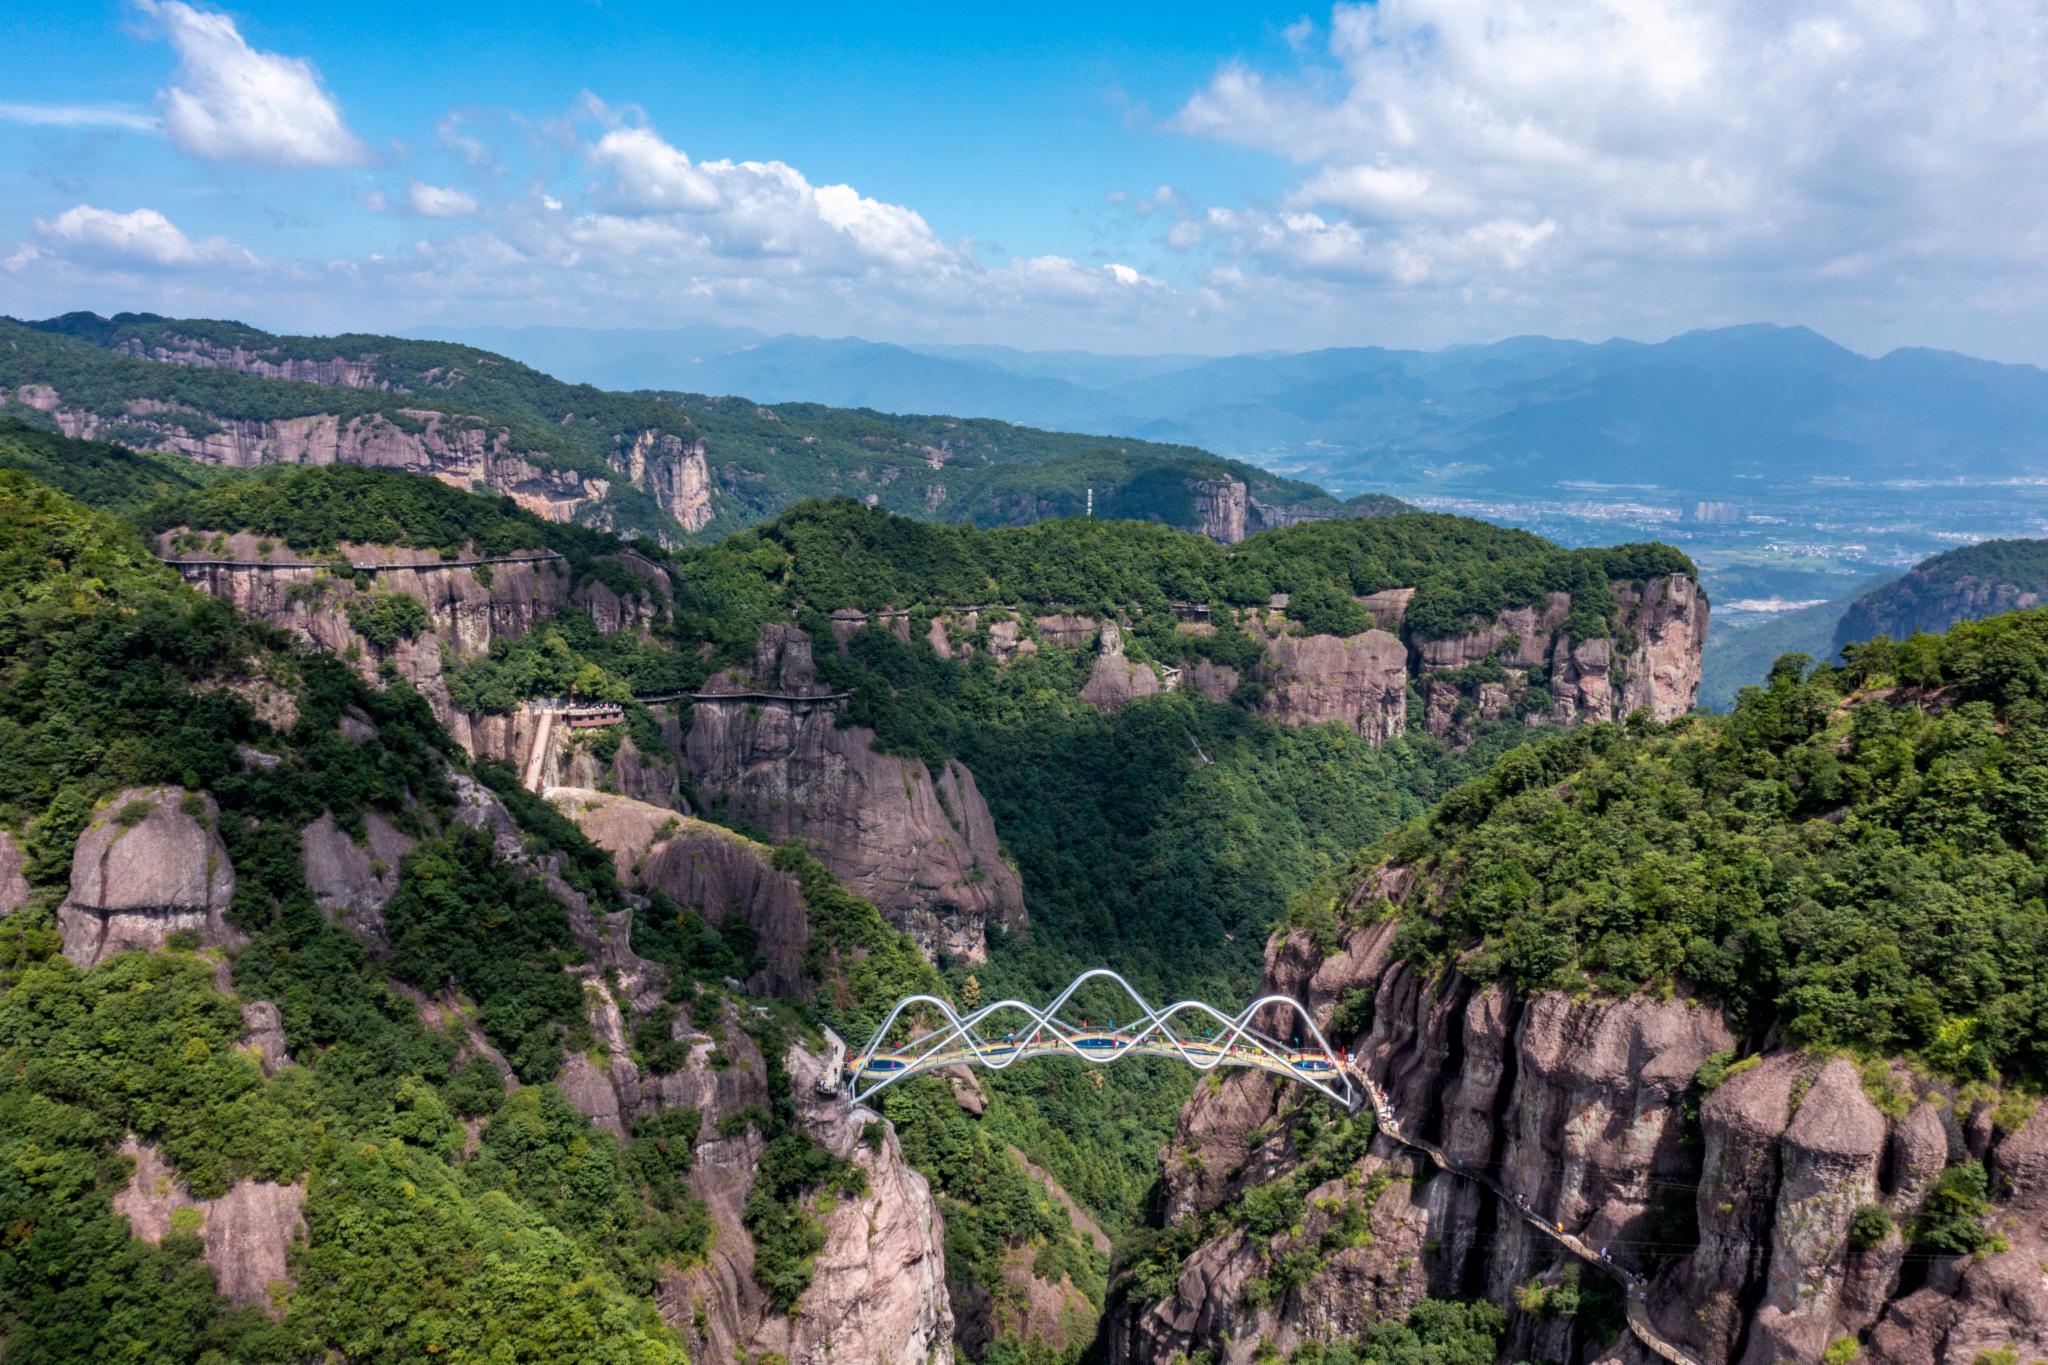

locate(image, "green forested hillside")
[[0, 415, 211, 512], [682, 498, 1692, 639], [4, 312, 1381, 542], [0, 468, 1098, 1358], [1334, 614, 2048, 1085], [0, 472, 694, 1359]]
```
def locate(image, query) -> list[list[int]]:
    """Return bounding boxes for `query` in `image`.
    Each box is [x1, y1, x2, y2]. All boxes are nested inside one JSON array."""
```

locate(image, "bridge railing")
[[848, 968, 1358, 1110]]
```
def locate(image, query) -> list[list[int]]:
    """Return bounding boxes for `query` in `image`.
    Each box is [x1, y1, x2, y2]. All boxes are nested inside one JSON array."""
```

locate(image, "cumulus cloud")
[[408, 180, 479, 218], [139, 0, 367, 166], [1164, 0, 2048, 340], [591, 126, 721, 213], [34, 205, 258, 268], [582, 122, 956, 277]]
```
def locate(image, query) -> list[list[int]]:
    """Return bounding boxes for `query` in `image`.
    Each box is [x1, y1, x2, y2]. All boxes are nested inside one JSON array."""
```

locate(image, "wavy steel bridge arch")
[[848, 968, 1359, 1110]]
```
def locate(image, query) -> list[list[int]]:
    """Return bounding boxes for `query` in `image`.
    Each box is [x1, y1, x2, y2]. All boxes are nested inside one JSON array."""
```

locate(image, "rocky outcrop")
[[1128, 908, 2048, 1365], [619, 1017, 953, 1365], [299, 810, 413, 949], [612, 431, 713, 533], [114, 335, 397, 390], [34, 336, 719, 535], [1080, 621, 1168, 713], [58, 787, 241, 968], [749, 1044, 954, 1365], [1835, 542, 2048, 654], [0, 828, 29, 916], [685, 625, 1025, 963], [168, 533, 682, 802], [546, 788, 813, 998], [1251, 625, 1411, 743], [1412, 573, 1708, 737], [1191, 477, 1252, 545], [164, 532, 572, 741], [114, 1137, 305, 1314], [43, 400, 606, 522]]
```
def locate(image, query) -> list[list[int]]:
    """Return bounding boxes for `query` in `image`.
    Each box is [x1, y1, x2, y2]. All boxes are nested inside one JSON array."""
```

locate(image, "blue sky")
[[6, 1, 2048, 360]]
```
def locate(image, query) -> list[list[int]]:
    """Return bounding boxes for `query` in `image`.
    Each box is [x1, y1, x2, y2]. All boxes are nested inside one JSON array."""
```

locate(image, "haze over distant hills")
[[420, 322, 2048, 496]]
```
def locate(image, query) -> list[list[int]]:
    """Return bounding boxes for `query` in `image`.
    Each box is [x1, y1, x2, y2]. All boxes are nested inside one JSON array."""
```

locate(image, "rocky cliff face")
[[547, 788, 814, 999], [1412, 572, 1709, 738], [58, 787, 242, 968], [550, 989, 954, 1365], [299, 809, 413, 951], [684, 624, 1026, 963], [0, 828, 29, 917], [167, 532, 683, 805], [1836, 563, 2047, 654], [612, 430, 714, 533], [113, 335, 398, 390], [8, 374, 713, 537], [1121, 905, 2048, 1365], [115, 1136, 306, 1315], [1249, 625, 1412, 743], [1060, 572, 1704, 745], [1081, 621, 1170, 713], [1191, 477, 1252, 544]]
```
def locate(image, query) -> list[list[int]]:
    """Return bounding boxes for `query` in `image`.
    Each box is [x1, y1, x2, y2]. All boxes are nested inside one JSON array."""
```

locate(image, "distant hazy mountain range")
[[418, 322, 2048, 494]]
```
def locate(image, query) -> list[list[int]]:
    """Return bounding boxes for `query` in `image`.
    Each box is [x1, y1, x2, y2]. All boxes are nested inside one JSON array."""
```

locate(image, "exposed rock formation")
[[613, 431, 713, 533], [1251, 625, 1411, 743], [299, 810, 413, 950], [114, 335, 396, 390], [0, 828, 29, 916], [46, 400, 605, 521], [1124, 908, 2048, 1365], [892, 572, 1705, 750], [58, 787, 241, 968], [1835, 541, 2048, 654], [167, 532, 683, 802], [115, 1136, 305, 1314], [1191, 477, 1252, 545], [546, 788, 813, 998], [30, 335, 718, 535], [1413, 573, 1708, 738], [1080, 621, 1168, 713], [578, 1011, 953, 1365], [684, 625, 1025, 963], [748, 1044, 954, 1365]]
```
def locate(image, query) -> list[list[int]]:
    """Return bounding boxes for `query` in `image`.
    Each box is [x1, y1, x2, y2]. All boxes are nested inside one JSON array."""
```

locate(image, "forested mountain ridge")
[[0, 311, 1396, 546], [0, 462, 1124, 1362], [3, 421, 1720, 1364], [1122, 615, 2048, 1364], [1835, 537, 2048, 654]]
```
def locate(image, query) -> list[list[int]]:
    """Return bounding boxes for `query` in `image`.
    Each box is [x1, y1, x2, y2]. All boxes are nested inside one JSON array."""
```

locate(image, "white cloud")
[[408, 180, 479, 218], [1161, 0, 2048, 343], [583, 122, 957, 277], [34, 205, 258, 269], [0, 101, 158, 131], [591, 126, 720, 213], [140, 0, 367, 166]]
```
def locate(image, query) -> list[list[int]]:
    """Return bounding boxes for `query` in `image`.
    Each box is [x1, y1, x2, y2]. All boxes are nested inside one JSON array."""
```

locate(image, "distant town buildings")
[[1687, 500, 1743, 525]]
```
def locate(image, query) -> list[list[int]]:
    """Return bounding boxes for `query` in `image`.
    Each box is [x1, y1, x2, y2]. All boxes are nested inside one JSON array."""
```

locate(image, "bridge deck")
[[855, 1031, 1341, 1082]]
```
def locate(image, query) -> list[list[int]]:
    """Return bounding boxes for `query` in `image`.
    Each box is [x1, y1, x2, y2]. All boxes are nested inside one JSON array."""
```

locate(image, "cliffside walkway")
[[1343, 1065, 1699, 1365], [525, 689, 851, 712], [161, 551, 563, 575], [848, 969, 1359, 1110]]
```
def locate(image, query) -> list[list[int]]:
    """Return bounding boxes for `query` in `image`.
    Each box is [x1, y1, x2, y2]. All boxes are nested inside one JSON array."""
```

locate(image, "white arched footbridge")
[[847, 968, 1360, 1110]]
